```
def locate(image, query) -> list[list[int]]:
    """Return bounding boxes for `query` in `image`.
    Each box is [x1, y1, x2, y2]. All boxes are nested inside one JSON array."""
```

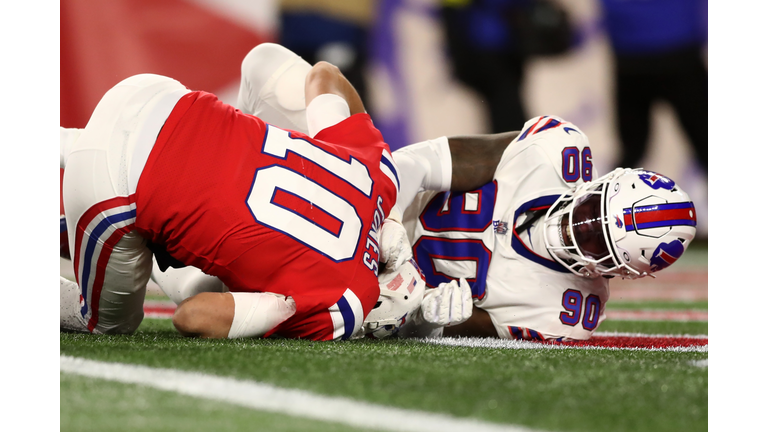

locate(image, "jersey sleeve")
[[314, 113, 386, 151], [499, 115, 597, 184]]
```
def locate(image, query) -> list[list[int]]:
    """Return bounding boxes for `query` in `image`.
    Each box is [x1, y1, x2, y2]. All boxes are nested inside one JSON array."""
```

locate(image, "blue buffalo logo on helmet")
[[638, 171, 675, 191], [649, 240, 686, 272], [614, 214, 623, 229]]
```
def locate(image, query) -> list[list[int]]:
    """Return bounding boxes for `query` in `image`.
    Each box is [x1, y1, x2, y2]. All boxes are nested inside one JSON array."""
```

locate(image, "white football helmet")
[[363, 257, 427, 339], [544, 168, 697, 279]]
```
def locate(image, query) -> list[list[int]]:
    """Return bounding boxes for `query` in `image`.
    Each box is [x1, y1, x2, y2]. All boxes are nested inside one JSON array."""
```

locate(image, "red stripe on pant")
[[72, 195, 135, 287]]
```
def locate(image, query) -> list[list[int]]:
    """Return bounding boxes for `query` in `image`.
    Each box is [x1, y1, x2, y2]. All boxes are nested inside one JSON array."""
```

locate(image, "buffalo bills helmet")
[[544, 168, 697, 279], [363, 258, 427, 339]]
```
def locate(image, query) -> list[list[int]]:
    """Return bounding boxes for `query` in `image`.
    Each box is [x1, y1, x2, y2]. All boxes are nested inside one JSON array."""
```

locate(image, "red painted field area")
[[551, 334, 707, 349]]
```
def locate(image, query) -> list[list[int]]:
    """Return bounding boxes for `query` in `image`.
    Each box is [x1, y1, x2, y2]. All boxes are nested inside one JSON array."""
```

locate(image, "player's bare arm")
[[173, 293, 234, 338], [393, 130, 519, 218], [447, 131, 520, 191], [173, 292, 296, 339], [304, 61, 365, 115]]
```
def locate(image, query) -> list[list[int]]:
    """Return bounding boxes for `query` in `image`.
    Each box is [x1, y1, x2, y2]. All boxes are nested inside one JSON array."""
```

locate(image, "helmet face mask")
[[570, 193, 610, 260], [363, 257, 426, 339], [544, 168, 697, 279], [545, 181, 620, 278]]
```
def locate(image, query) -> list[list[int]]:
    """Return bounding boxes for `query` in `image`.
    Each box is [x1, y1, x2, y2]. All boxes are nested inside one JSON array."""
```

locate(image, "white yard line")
[[421, 337, 709, 353], [593, 331, 708, 339], [60, 356, 539, 432]]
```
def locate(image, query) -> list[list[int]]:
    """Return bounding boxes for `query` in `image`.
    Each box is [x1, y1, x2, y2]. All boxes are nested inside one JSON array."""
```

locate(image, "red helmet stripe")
[[622, 202, 696, 231]]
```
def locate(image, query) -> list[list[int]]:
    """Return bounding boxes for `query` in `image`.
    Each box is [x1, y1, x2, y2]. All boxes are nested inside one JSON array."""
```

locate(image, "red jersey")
[[134, 91, 399, 340]]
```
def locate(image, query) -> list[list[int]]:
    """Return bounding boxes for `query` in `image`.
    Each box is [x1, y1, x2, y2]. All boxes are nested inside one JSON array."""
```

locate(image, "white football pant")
[[61, 73, 189, 334], [236, 42, 311, 134], [236, 42, 352, 137]]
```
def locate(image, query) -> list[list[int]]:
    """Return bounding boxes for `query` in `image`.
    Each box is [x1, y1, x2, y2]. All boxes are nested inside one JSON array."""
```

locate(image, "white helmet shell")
[[364, 258, 426, 339], [544, 168, 697, 279]]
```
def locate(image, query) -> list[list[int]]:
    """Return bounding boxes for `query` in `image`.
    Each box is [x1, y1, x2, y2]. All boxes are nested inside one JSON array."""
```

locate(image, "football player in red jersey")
[[60, 59, 417, 341]]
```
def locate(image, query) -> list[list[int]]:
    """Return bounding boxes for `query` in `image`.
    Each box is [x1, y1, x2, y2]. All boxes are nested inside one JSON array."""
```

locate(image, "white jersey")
[[402, 116, 609, 341]]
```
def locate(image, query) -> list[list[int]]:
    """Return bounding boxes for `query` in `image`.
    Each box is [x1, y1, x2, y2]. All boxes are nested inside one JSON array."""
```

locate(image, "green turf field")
[[61, 312, 707, 432]]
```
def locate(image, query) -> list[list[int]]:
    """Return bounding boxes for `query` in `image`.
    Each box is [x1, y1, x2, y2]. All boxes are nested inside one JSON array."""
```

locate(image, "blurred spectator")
[[440, 0, 573, 133], [599, 0, 708, 174], [278, 0, 377, 110]]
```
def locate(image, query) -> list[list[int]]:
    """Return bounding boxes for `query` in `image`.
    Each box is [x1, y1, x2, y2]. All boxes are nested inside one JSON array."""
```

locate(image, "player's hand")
[[420, 278, 472, 328], [379, 212, 412, 272]]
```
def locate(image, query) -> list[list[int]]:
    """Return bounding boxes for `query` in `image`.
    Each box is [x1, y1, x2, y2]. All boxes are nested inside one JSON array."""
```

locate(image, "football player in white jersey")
[[392, 118, 697, 341]]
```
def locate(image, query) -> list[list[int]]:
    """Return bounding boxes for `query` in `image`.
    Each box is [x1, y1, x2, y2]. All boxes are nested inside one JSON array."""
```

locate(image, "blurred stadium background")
[[60, 0, 708, 239]]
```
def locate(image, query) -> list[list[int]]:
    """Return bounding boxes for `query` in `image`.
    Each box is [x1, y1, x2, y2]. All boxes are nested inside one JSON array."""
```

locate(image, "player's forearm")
[[304, 61, 365, 115], [173, 292, 235, 338], [447, 131, 519, 191], [304, 61, 366, 137], [173, 291, 296, 339]]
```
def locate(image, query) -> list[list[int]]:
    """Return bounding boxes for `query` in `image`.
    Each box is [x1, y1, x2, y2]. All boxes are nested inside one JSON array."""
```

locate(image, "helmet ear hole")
[[638, 249, 651, 265]]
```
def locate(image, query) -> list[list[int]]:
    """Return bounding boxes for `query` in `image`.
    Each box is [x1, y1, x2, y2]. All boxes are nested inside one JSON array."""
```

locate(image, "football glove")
[[420, 277, 473, 328]]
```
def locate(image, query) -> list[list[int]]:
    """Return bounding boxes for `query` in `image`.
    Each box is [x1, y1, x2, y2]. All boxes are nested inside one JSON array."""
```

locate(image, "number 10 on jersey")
[[246, 126, 374, 262]]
